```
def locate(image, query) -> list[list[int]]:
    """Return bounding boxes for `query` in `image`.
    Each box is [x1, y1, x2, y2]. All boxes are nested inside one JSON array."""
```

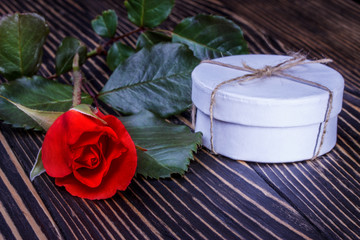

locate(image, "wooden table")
[[1, 0, 359, 239]]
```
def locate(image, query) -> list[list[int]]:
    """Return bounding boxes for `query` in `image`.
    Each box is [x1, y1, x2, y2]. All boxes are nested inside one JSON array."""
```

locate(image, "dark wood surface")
[[1, 0, 359, 239]]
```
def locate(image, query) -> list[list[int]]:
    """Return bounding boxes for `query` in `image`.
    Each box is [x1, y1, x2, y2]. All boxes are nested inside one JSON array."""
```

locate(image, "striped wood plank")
[[0, 0, 359, 239]]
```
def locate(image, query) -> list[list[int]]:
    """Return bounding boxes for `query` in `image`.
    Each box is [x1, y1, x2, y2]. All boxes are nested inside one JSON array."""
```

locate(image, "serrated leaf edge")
[[138, 131, 202, 179]]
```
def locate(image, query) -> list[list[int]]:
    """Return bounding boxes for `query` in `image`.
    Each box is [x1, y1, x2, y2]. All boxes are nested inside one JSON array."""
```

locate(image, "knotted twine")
[[195, 54, 333, 160]]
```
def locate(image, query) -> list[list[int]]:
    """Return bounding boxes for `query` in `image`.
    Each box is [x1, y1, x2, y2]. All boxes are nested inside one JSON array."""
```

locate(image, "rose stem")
[[87, 27, 145, 58], [104, 27, 145, 48], [47, 27, 147, 79], [46, 74, 58, 79], [72, 53, 82, 107]]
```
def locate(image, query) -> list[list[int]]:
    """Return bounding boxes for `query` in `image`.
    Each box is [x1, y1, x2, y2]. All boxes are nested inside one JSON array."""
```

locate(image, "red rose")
[[41, 108, 137, 200]]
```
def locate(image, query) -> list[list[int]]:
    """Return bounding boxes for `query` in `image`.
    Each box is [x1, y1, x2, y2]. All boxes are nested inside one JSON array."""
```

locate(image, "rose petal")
[[56, 148, 136, 199], [50, 110, 137, 199], [96, 135, 122, 177], [42, 113, 72, 177], [70, 131, 107, 149], [55, 138, 137, 200], [101, 115, 130, 142], [101, 146, 137, 191], [72, 145, 108, 188], [66, 111, 118, 148], [43, 110, 115, 177], [99, 135, 126, 164], [73, 160, 106, 188], [71, 146, 101, 183], [73, 145, 100, 169]]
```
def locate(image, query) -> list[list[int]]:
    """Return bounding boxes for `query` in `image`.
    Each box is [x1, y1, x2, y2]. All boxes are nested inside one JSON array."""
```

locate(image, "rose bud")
[[41, 108, 137, 200]]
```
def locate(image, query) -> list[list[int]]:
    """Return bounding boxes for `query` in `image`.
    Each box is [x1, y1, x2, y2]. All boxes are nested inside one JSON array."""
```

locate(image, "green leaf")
[[136, 31, 171, 50], [120, 111, 202, 178], [99, 43, 200, 118], [91, 9, 118, 38], [172, 14, 248, 59], [0, 76, 92, 130], [124, 0, 174, 28], [107, 42, 135, 71], [55, 37, 87, 75], [71, 104, 106, 125], [30, 148, 45, 181], [0, 13, 49, 80], [0, 95, 63, 131]]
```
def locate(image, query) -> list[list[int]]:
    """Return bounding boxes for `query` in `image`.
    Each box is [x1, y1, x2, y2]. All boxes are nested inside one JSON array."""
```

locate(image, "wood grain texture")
[[0, 0, 359, 239]]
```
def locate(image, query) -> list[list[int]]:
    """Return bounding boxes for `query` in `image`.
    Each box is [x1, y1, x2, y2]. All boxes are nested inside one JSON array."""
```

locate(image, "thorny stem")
[[47, 27, 146, 80], [72, 54, 82, 107], [48, 27, 149, 103], [86, 27, 146, 58], [104, 27, 145, 47], [47, 74, 58, 79]]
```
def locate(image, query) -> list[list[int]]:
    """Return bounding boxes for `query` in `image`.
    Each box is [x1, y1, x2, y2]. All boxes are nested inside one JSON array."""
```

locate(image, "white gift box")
[[192, 54, 344, 163]]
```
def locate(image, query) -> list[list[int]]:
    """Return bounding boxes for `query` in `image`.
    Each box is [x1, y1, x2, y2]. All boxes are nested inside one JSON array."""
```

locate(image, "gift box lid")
[[192, 54, 344, 127]]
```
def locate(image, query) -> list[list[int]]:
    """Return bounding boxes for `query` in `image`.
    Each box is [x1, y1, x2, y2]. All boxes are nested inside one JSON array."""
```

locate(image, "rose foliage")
[[0, 0, 248, 199]]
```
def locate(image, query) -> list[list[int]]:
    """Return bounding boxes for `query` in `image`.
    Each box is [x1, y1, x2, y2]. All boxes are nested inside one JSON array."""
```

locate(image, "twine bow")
[[199, 54, 333, 160]]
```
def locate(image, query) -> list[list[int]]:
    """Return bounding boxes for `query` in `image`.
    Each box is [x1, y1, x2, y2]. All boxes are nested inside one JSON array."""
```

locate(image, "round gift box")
[[191, 54, 344, 163]]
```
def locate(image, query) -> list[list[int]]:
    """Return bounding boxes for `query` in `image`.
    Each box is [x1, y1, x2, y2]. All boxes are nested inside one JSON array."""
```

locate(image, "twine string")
[[201, 54, 333, 160]]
